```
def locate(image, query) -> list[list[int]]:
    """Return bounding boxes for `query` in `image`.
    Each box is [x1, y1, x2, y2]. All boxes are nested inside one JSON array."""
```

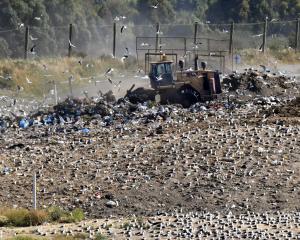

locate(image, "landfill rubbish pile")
[[0, 69, 299, 239], [222, 70, 299, 97], [267, 97, 300, 117]]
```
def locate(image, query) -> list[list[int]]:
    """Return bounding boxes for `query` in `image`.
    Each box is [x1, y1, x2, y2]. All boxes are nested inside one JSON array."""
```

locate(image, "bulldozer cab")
[[149, 61, 174, 89]]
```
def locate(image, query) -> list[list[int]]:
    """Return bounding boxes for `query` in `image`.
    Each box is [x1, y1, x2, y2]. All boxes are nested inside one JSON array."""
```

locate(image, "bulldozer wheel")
[[178, 86, 200, 108]]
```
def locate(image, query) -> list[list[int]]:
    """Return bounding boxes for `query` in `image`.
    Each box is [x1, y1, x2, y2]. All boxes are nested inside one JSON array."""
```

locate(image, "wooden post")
[[296, 18, 299, 53], [184, 37, 187, 56], [68, 76, 73, 97], [194, 22, 198, 45], [68, 24, 73, 58], [155, 23, 160, 52], [262, 17, 268, 53], [33, 172, 37, 210], [113, 22, 116, 57], [229, 21, 234, 54], [54, 82, 58, 105], [24, 26, 29, 59]]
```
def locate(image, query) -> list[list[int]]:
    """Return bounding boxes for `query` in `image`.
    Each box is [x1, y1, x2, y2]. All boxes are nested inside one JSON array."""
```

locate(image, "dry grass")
[[237, 49, 300, 66], [0, 207, 84, 227], [0, 208, 49, 227], [0, 56, 126, 97]]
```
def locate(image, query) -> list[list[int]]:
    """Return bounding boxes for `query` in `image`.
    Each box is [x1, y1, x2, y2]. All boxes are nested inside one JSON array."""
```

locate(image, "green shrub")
[[4, 208, 31, 227], [47, 206, 65, 222], [95, 234, 108, 240], [1, 208, 49, 227], [71, 208, 84, 222], [58, 208, 84, 223], [0, 215, 9, 226]]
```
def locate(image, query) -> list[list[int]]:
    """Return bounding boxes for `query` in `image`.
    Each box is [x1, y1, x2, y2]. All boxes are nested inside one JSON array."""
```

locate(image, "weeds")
[[0, 57, 126, 97], [8, 237, 40, 240], [95, 234, 108, 240], [0, 207, 85, 227]]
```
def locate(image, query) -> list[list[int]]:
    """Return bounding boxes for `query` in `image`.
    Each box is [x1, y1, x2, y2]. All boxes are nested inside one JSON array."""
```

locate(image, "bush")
[[0, 215, 9, 226], [57, 208, 84, 223], [47, 206, 65, 222], [1, 208, 49, 227], [26, 210, 49, 226], [95, 234, 108, 240], [71, 208, 84, 222], [4, 208, 31, 227]]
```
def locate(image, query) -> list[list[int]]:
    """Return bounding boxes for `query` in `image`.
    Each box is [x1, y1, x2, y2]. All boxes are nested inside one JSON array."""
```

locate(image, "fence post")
[[24, 26, 29, 60], [229, 21, 234, 54], [194, 22, 198, 45], [262, 17, 268, 53], [69, 76, 73, 97], [296, 18, 299, 53], [155, 23, 160, 52], [68, 23, 73, 58], [33, 172, 37, 210], [113, 22, 117, 57], [54, 81, 58, 105]]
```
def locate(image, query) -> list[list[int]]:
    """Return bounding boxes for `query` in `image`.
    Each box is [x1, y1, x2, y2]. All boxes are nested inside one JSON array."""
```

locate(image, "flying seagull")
[[26, 76, 32, 84], [156, 75, 163, 81], [151, 2, 159, 9], [69, 40, 76, 48], [105, 68, 114, 75], [252, 33, 263, 37], [107, 78, 113, 84], [141, 42, 150, 47], [30, 45, 36, 54], [30, 35, 38, 41], [121, 25, 127, 33]]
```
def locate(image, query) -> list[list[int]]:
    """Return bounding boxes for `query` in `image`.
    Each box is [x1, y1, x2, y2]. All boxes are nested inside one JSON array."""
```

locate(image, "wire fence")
[[0, 19, 300, 76], [0, 19, 299, 60]]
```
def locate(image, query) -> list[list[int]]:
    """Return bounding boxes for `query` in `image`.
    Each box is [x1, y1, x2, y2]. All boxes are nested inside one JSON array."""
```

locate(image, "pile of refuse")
[[266, 97, 300, 117], [222, 70, 299, 96], [0, 97, 184, 131]]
